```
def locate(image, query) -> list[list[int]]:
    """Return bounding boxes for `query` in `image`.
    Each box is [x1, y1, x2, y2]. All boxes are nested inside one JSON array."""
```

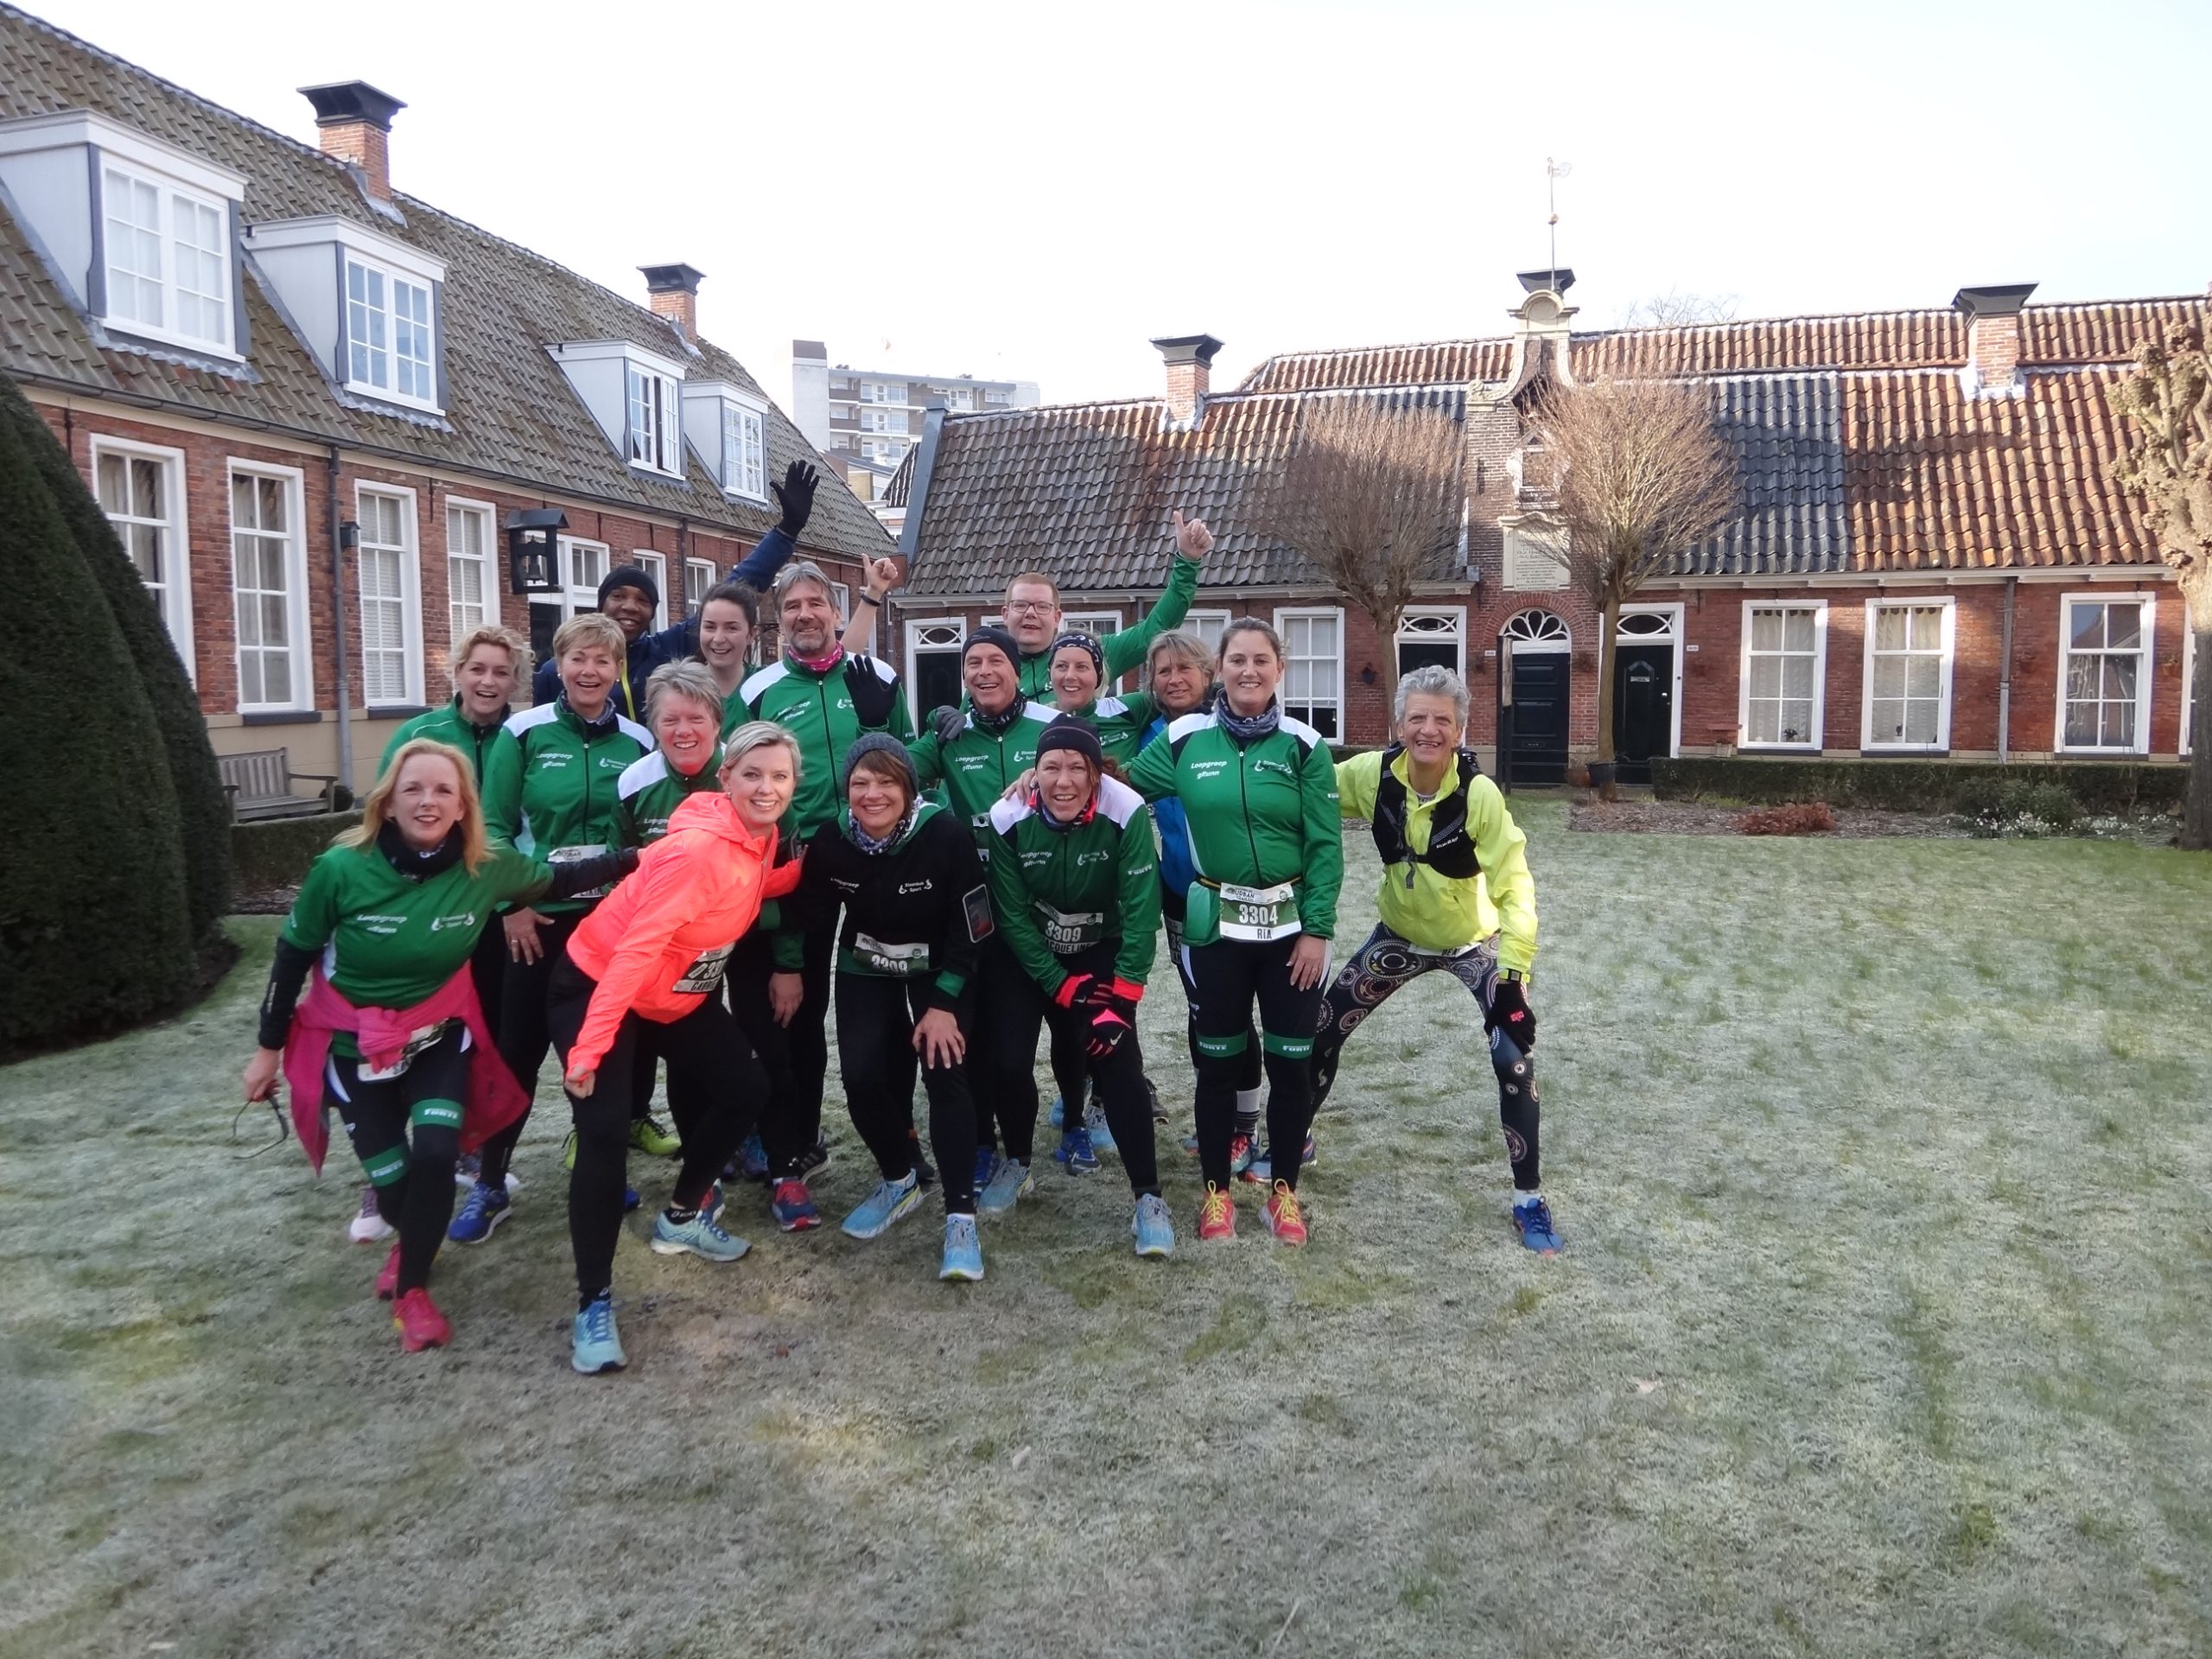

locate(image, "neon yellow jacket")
[[1334, 750, 1536, 975]]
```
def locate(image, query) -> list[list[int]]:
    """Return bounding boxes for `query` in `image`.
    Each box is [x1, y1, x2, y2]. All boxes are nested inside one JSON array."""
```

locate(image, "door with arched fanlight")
[[1612, 607, 1680, 785], [1502, 609, 1570, 786]]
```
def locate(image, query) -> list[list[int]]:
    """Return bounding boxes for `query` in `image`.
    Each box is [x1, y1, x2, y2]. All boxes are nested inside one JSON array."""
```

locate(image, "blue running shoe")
[[571, 1292, 626, 1375], [940, 1214, 984, 1281], [737, 1133, 770, 1184], [448, 1179, 510, 1243], [623, 1186, 641, 1213], [977, 1158, 1033, 1217], [1049, 1095, 1065, 1129], [651, 1206, 749, 1262], [770, 1178, 821, 1232], [1245, 1134, 1318, 1185], [1054, 1127, 1098, 1174], [1084, 1100, 1116, 1155], [842, 1171, 921, 1240], [1512, 1196, 1563, 1255], [1132, 1193, 1175, 1259], [973, 1145, 999, 1193]]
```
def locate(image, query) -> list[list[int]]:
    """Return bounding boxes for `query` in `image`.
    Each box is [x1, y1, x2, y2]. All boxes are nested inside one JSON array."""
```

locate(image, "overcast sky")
[[34, 0, 2212, 411]]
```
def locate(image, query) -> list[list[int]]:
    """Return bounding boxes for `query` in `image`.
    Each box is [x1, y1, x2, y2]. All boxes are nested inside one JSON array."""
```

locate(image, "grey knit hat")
[[842, 730, 918, 795]]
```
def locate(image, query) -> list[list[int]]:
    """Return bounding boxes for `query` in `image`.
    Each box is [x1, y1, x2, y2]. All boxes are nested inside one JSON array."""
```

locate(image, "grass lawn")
[[4, 803, 2211, 1658]]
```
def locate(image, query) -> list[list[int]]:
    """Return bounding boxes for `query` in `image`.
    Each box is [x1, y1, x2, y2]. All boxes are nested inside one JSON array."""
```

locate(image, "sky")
[[29, 0, 2212, 412]]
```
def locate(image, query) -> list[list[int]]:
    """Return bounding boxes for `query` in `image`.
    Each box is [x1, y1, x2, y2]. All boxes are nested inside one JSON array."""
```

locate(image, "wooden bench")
[[219, 747, 340, 822]]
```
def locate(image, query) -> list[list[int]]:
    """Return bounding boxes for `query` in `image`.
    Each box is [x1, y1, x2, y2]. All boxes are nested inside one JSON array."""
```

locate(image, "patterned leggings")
[[1309, 924, 1540, 1190]]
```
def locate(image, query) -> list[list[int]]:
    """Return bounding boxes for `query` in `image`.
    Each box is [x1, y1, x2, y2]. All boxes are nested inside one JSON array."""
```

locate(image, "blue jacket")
[[531, 526, 794, 721], [1141, 706, 1198, 895]]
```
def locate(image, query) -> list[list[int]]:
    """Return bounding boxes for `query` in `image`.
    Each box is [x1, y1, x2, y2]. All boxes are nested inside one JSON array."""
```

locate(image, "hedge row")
[[1650, 757, 2187, 815], [233, 811, 362, 896]]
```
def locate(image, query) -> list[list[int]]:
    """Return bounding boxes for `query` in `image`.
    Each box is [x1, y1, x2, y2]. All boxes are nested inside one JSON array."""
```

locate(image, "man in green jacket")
[[906, 627, 1058, 846], [999, 512, 1213, 698]]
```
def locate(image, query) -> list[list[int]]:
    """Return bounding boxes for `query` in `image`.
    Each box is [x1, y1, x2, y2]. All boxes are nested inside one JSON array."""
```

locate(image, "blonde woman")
[[244, 740, 635, 1351]]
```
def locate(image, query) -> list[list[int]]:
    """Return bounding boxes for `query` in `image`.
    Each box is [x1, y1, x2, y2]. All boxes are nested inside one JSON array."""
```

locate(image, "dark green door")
[[1612, 643, 1673, 785], [1508, 653, 1569, 786]]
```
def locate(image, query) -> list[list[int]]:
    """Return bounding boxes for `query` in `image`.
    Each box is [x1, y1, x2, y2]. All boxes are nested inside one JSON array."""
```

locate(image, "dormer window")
[[104, 162, 232, 349], [346, 255, 435, 404], [681, 380, 769, 501], [723, 402, 766, 500], [626, 362, 683, 475], [244, 215, 446, 413], [548, 340, 690, 479]]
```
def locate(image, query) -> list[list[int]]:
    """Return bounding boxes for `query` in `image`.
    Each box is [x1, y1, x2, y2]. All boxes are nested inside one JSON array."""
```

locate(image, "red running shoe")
[[374, 1245, 401, 1301], [392, 1287, 452, 1351], [1198, 1181, 1236, 1241], [1263, 1180, 1308, 1247]]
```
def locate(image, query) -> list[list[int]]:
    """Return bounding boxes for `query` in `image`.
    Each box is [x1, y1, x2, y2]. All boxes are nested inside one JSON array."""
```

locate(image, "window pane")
[[2101, 655, 2137, 706], [1871, 656, 1905, 701], [104, 170, 165, 327], [1779, 697, 1811, 744], [1750, 656, 1781, 701], [173, 196, 227, 345], [1902, 698, 1938, 745], [1905, 655, 1942, 700], [1872, 607, 1906, 652], [262, 593, 288, 645], [2070, 603, 2106, 650], [1747, 702, 1778, 745], [1750, 609, 1780, 652], [96, 453, 126, 512], [1871, 696, 1903, 741], [129, 522, 162, 584], [2105, 603, 2141, 650], [1909, 606, 1943, 650], [262, 649, 290, 705], [1783, 610, 1815, 653]]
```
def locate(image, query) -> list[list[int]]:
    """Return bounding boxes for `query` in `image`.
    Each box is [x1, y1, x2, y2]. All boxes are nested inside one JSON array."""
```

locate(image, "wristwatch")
[[1497, 968, 1529, 986]]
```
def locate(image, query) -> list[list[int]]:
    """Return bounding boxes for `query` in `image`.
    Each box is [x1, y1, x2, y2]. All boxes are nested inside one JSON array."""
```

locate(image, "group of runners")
[[245, 471, 1557, 1373]]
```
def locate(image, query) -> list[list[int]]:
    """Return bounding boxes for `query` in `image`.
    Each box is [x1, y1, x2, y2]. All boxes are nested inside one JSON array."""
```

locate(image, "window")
[[722, 403, 766, 500], [446, 499, 493, 643], [1274, 607, 1344, 740], [1739, 602, 1826, 750], [626, 364, 683, 474], [946, 389, 974, 411], [100, 161, 233, 353], [1862, 599, 1954, 752], [1396, 607, 1465, 679], [229, 464, 308, 711], [2058, 594, 2154, 753], [685, 558, 716, 614], [1181, 609, 1231, 657], [563, 537, 611, 614], [905, 619, 966, 728], [870, 383, 904, 404], [830, 582, 853, 626], [635, 552, 671, 632], [356, 486, 422, 707], [345, 257, 435, 407], [92, 437, 192, 673]]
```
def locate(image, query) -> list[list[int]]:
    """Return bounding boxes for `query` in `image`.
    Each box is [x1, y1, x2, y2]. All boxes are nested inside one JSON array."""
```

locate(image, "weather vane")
[[1546, 157, 1572, 286]]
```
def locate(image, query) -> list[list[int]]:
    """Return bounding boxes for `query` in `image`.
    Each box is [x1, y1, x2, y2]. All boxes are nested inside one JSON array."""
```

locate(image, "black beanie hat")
[[1048, 630, 1105, 681], [842, 730, 918, 795], [963, 625, 1020, 674], [600, 564, 660, 607], [1035, 715, 1104, 768]]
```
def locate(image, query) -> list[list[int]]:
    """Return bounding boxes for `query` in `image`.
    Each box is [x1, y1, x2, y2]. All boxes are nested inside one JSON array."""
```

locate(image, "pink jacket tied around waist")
[[281, 964, 525, 1174]]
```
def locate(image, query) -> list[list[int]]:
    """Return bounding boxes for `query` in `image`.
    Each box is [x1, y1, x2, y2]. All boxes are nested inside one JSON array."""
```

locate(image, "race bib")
[[671, 942, 734, 995], [358, 1020, 450, 1083], [1034, 899, 1106, 955], [1211, 880, 1302, 944], [852, 932, 930, 976], [549, 842, 613, 900]]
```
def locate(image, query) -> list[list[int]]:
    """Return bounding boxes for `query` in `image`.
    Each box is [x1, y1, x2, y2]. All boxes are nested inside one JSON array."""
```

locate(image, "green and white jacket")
[[986, 775, 1160, 996], [907, 701, 1058, 846], [480, 697, 652, 915]]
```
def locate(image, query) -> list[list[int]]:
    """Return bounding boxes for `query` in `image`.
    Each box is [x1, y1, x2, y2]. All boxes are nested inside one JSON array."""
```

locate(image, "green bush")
[[1652, 757, 2183, 817], [0, 401, 195, 1051], [0, 378, 232, 941], [232, 811, 362, 896]]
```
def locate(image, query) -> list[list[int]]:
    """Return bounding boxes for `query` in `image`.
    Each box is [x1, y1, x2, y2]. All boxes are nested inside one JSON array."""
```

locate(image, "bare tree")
[[2113, 317, 2212, 849], [1528, 357, 1737, 798], [1617, 289, 1740, 328], [1262, 393, 1464, 712]]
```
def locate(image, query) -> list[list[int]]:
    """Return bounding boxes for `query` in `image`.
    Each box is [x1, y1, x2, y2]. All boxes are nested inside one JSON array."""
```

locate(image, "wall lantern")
[[505, 508, 568, 595]]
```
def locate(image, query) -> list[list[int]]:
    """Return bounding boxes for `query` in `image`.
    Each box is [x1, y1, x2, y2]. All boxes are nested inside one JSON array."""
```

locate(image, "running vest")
[[1370, 746, 1484, 880]]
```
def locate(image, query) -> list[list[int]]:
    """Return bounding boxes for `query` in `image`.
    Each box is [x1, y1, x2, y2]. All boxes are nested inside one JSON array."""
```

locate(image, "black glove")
[[1486, 978, 1535, 1052], [1087, 975, 1143, 1024], [931, 704, 966, 746], [1085, 1005, 1132, 1059], [770, 461, 819, 537], [1053, 973, 1096, 1011]]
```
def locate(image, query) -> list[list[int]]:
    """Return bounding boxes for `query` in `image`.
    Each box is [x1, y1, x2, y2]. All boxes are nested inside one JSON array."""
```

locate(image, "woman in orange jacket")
[[546, 720, 803, 1376]]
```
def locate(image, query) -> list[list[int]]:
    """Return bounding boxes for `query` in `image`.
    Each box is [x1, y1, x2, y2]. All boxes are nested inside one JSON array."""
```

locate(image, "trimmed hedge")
[[1651, 757, 2186, 816], [233, 811, 362, 896]]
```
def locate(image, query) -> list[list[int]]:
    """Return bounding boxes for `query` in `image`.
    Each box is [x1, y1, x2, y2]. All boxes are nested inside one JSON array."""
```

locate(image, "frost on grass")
[[3, 808, 2212, 1657]]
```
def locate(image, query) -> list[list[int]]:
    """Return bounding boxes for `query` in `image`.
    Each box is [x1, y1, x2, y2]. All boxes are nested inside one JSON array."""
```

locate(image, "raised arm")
[[840, 556, 899, 654], [1100, 511, 1211, 681]]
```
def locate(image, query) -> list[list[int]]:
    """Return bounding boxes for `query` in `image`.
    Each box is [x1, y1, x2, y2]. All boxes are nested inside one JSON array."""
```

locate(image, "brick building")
[[0, 6, 893, 793], [889, 275, 2202, 783]]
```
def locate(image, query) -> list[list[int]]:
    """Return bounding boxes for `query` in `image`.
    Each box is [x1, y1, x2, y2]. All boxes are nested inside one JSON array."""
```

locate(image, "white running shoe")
[[347, 1185, 394, 1244]]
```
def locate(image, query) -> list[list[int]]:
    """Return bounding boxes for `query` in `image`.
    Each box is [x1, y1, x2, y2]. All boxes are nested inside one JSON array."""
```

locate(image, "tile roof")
[[0, 5, 891, 563], [1678, 374, 1849, 576]]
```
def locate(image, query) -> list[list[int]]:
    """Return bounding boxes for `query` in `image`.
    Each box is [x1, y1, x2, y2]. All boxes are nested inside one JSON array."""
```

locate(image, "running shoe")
[[630, 1115, 682, 1158], [1179, 1134, 1201, 1157], [770, 1178, 822, 1232], [702, 1182, 727, 1223], [977, 1158, 1033, 1217], [1197, 1181, 1236, 1241], [453, 1152, 519, 1192], [651, 1206, 749, 1262], [1263, 1180, 1308, 1247], [798, 1135, 831, 1179], [1243, 1134, 1318, 1185], [1054, 1127, 1099, 1174], [1227, 1132, 1257, 1179], [624, 1186, 641, 1213], [1084, 1100, 1116, 1155], [348, 1185, 393, 1244], [571, 1292, 626, 1375], [374, 1244, 401, 1301], [1132, 1193, 1175, 1258], [939, 1214, 985, 1281], [392, 1287, 452, 1352], [842, 1171, 922, 1240], [1512, 1196, 1563, 1255], [447, 1180, 510, 1244], [973, 1145, 1000, 1193], [736, 1133, 769, 1184]]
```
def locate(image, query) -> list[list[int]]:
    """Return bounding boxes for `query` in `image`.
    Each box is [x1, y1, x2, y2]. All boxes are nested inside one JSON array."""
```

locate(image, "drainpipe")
[[327, 447, 354, 795], [1998, 575, 2017, 766]]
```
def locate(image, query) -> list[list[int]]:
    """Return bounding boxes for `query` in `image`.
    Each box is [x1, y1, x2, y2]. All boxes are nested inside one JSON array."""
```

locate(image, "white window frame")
[[1738, 600, 1827, 753], [1273, 605, 1346, 741], [1617, 601, 1685, 762], [1395, 606, 1465, 679], [1179, 609, 1232, 658], [632, 552, 671, 632], [721, 397, 768, 502], [343, 253, 437, 410], [561, 537, 612, 619], [355, 483, 425, 709], [444, 496, 495, 647], [2056, 591, 2155, 757], [91, 435, 194, 679], [99, 156, 237, 358], [626, 364, 684, 476], [1859, 596, 1955, 753], [870, 383, 904, 404], [2183, 612, 2196, 758], [226, 461, 312, 714], [684, 557, 716, 615], [904, 617, 968, 729]]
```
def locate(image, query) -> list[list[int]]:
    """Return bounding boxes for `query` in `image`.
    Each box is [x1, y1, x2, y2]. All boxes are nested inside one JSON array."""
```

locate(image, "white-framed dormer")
[[2055, 590, 2155, 756], [1738, 598, 1827, 752], [243, 215, 447, 413], [683, 379, 770, 502], [550, 340, 688, 478], [0, 109, 246, 360], [91, 434, 195, 679], [1859, 595, 1955, 754]]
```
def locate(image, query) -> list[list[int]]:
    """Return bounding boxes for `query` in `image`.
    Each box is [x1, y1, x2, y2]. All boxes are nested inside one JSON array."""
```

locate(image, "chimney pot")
[[1954, 282, 2037, 395], [299, 81, 404, 202], [1516, 268, 1576, 296], [640, 263, 707, 339], [1151, 333, 1223, 427]]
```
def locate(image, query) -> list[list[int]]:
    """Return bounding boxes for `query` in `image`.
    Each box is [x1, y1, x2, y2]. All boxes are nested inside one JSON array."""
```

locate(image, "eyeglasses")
[[1004, 601, 1056, 615]]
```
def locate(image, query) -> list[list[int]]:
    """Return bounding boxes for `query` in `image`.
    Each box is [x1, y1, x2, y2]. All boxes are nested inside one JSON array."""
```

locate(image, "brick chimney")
[[300, 82, 404, 202], [1152, 334, 1222, 428], [639, 264, 706, 339], [1954, 283, 2037, 397]]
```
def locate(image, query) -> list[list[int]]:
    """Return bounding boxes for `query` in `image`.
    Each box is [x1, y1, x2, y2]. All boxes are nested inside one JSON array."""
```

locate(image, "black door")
[[529, 601, 563, 681], [1508, 652, 1569, 786], [1612, 643, 1674, 785], [911, 649, 964, 729]]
